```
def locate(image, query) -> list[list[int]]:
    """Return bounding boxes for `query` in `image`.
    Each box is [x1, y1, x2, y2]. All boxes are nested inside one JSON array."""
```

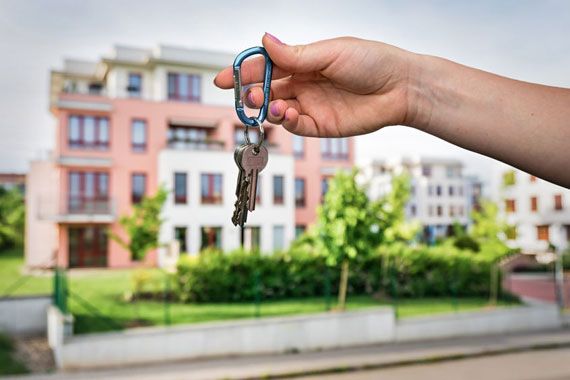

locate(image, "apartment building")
[[362, 157, 480, 243], [25, 45, 353, 268], [495, 165, 570, 253]]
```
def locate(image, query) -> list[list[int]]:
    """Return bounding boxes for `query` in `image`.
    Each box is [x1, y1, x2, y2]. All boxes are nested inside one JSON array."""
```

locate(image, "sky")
[[0, 0, 569, 185]]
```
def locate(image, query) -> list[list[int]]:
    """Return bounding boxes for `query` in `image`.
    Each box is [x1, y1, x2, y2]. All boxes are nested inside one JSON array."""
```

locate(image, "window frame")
[[131, 172, 146, 204], [131, 119, 148, 152], [273, 175, 285, 205], [294, 177, 306, 208], [174, 172, 188, 205], [68, 115, 110, 150], [201, 173, 223, 205]]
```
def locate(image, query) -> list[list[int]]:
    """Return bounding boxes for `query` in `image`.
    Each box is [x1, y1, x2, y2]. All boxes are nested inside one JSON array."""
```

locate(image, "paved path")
[[298, 348, 570, 380], [6, 329, 570, 380]]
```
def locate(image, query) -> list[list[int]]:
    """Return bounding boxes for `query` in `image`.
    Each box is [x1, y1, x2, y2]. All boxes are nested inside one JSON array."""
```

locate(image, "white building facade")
[[362, 157, 480, 243], [493, 164, 570, 253]]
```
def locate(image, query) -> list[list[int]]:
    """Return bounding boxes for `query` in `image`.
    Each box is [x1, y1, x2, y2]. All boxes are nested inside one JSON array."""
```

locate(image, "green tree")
[[110, 187, 167, 261], [0, 188, 25, 250], [316, 169, 380, 309]]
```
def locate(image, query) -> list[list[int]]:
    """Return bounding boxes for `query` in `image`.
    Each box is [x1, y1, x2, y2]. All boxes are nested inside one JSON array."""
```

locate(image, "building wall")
[[497, 165, 570, 252], [158, 149, 295, 255]]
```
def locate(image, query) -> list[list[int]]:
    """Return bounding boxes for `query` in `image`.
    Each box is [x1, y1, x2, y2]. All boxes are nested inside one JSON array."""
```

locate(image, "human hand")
[[214, 33, 424, 137]]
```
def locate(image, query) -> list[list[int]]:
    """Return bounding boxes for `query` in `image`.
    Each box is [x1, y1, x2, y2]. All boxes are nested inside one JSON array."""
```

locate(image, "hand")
[[214, 33, 422, 137]]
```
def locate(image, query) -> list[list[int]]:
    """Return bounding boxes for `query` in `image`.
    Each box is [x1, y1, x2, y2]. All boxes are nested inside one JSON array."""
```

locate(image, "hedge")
[[175, 244, 503, 303]]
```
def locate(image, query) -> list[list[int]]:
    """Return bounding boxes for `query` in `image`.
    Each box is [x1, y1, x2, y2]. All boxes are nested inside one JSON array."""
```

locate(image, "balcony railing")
[[37, 195, 116, 223], [167, 137, 225, 151]]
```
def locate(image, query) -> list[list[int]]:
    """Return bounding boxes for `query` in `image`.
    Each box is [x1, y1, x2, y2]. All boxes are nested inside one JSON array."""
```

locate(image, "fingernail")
[[265, 32, 284, 45], [270, 102, 280, 117], [247, 91, 255, 105]]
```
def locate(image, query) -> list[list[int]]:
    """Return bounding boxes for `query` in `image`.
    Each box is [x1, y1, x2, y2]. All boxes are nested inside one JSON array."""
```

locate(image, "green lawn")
[[1, 249, 519, 335], [0, 333, 28, 375], [0, 249, 52, 296]]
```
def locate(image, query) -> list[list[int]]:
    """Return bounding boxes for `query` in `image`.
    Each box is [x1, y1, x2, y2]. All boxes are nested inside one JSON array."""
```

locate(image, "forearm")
[[407, 54, 570, 187]]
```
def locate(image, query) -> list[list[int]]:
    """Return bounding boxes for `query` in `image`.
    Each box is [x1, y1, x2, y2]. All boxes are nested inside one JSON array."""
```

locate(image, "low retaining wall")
[[0, 295, 51, 336], [395, 305, 561, 342], [56, 307, 395, 369], [49, 305, 564, 370]]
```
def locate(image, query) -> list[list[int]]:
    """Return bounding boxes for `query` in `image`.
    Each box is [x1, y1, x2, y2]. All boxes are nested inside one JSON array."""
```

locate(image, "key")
[[231, 145, 250, 227], [240, 144, 268, 212]]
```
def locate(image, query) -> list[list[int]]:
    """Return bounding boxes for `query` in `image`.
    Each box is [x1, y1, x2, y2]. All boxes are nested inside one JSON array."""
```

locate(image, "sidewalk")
[[7, 328, 570, 380]]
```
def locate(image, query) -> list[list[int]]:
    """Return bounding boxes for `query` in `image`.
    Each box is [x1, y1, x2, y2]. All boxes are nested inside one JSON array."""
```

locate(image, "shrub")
[[175, 243, 508, 303]]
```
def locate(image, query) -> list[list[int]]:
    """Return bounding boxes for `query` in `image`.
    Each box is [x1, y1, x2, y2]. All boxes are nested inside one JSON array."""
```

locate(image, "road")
[[299, 348, 570, 380]]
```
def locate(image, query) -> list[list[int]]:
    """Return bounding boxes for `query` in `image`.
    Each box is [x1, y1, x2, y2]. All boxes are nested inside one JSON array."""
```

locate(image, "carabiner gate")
[[233, 47, 273, 127]]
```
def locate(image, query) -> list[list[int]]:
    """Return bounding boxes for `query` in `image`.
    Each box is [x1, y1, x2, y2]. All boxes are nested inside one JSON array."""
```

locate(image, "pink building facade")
[[25, 45, 353, 269]]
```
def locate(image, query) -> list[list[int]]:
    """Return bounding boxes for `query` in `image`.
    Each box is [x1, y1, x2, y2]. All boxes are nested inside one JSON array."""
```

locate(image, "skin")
[[214, 33, 570, 188]]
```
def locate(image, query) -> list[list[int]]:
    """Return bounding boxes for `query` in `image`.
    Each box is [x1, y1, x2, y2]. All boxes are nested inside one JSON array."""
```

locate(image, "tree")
[[0, 187, 25, 250], [110, 187, 167, 261], [316, 169, 380, 310]]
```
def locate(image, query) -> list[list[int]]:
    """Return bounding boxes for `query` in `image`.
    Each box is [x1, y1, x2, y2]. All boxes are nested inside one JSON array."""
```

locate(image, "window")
[[174, 172, 187, 204], [200, 227, 222, 250], [422, 165, 432, 177], [174, 227, 187, 252], [273, 225, 285, 251], [127, 73, 142, 97], [458, 205, 464, 216], [503, 170, 516, 186], [273, 175, 284, 205], [320, 138, 349, 160], [446, 167, 459, 178], [244, 226, 261, 251], [505, 199, 516, 213], [295, 225, 306, 238], [536, 225, 550, 241], [321, 177, 331, 201], [201, 174, 223, 204], [449, 205, 455, 217], [68, 115, 109, 149], [234, 128, 259, 146], [131, 119, 147, 152], [530, 196, 538, 212], [505, 226, 517, 240], [295, 178, 306, 208], [554, 194, 563, 211], [293, 135, 304, 158], [167, 73, 201, 102], [68, 172, 109, 213], [428, 205, 434, 216], [448, 186, 454, 196], [428, 185, 434, 196], [88, 82, 103, 95], [437, 205, 443, 217], [131, 173, 146, 204], [410, 204, 417, 216], [436, 185, 442, 196]]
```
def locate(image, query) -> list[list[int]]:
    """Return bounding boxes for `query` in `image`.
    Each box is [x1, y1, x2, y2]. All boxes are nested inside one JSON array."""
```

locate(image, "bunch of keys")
[[231, 47, 273, 229]]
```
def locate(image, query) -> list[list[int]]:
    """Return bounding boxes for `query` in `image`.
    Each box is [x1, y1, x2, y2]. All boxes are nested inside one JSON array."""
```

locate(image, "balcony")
[[167, 137, 225, 151], [37, 195, 116, 224]]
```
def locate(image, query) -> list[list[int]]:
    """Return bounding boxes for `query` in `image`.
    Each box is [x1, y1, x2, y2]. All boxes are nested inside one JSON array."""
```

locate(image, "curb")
[[235, 340, 570, 380]]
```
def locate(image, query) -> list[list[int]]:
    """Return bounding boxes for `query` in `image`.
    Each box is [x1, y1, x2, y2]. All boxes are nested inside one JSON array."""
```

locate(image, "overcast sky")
[[0, 0, 569, 184]]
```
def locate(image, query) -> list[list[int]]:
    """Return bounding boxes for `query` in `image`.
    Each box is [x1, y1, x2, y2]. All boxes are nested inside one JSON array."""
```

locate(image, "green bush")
[[175, 243, 507, 303]]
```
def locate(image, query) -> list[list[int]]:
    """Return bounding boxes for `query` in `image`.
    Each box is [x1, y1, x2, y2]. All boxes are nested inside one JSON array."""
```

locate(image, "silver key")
[[241, 145, 268, 212]]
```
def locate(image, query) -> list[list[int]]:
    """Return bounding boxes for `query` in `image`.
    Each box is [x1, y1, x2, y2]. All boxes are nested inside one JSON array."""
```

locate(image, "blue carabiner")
[[233, 47, 273, 127]]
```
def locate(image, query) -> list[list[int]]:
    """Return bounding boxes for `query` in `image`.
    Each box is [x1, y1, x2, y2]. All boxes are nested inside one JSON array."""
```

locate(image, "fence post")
[[53, 267, 67, 314], [254, 270, 261, 318], [324, 266, 331, 311], [163, 273, 171, 326], [390, 260, 399, 320]]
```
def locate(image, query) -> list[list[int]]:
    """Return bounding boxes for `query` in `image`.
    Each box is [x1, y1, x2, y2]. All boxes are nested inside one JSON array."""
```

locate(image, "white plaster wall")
[[0, 296, 51, 336], [395, 305, 561, 342], [158, 149, 295, 257], [58, 308, 395, 369]]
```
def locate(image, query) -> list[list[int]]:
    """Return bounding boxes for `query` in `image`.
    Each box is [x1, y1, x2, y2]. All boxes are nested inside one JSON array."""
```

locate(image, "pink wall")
[[53, 94, 292, 267], [294, 137, 355, 228]]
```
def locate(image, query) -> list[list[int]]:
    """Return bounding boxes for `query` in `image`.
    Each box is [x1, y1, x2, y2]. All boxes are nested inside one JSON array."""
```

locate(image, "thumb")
[[262, 33, 337, 74]]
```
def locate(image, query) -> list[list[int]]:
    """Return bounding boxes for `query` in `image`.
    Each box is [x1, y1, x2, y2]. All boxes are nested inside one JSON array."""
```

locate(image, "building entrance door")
[[68, 226, 108, 267]]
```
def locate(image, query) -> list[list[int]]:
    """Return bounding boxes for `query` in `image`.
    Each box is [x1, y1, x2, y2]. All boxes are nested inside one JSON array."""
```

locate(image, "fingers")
[[243, 79, 296, 109], [282, 109, 320, 137]]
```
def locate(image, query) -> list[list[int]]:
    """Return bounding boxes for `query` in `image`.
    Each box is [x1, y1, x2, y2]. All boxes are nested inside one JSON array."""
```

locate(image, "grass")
[[1, 249, 519, 335], [0, 248, 52, 296], [0, 333, 28, 375]]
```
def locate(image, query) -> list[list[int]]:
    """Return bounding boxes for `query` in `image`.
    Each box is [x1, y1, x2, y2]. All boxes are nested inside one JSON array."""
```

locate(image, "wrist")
[[403, 53, 444, 132]]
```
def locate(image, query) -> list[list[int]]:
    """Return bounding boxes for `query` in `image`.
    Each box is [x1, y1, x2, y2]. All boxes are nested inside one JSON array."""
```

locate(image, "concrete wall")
[[395, 305, 561, 342], [0, 296, 51, 336], [56, 308, 395, 369]]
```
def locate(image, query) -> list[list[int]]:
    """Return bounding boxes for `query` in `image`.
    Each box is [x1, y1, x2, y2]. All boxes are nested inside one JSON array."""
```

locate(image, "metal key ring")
[[243, 118, 265, 155]]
